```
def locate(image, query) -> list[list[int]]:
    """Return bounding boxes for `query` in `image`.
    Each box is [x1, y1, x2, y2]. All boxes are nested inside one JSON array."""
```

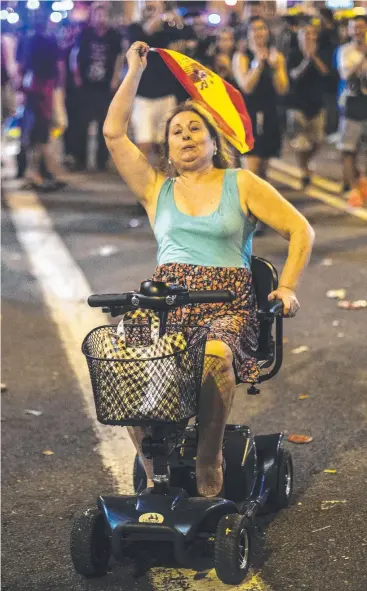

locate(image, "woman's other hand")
[[268, 286, 300, 317], [268, 48, 282, 69], [126, 42, 150, 73]]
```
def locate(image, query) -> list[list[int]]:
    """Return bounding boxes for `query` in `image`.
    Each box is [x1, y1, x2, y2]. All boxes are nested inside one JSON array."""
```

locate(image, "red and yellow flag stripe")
[[154, 48, 254, 154]]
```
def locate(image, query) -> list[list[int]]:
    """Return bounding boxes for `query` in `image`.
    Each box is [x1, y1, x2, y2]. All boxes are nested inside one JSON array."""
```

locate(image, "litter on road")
[[337, 299, 367, 310], [321, 500, 347, 510], [288, 434, 313, 444], [291, 345, 309, 354], [24, 409, 43, 416], [312, 525, 331, 533], [326, 289, 346, 300]]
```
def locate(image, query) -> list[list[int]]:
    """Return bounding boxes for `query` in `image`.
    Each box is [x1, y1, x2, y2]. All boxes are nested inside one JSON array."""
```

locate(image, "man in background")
[[286, 25, 330, 188], [319, 8, 340, 135], [336, 16, 367, 204], [17, 19, 67, 190], [73, 4, 122, 172], [127, 0, 189, 163]]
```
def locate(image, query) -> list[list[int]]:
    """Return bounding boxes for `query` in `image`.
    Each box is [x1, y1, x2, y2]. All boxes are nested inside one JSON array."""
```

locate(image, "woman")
[[233, 17, 288, 178], [103, 41, 314, 498], [211, 28, 239, 89]]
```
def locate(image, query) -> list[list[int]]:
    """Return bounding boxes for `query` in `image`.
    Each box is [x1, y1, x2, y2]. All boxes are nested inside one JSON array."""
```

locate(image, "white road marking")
[[6, 190, 136, 494]]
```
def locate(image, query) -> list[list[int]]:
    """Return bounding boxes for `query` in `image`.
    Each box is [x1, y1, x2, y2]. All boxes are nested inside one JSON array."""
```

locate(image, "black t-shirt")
[[345, 68, 367, 121], [243, 50, 279, 116], [127, 22, 188, 99], [286, 48, 327, 117], [77, 27, 121, 90]]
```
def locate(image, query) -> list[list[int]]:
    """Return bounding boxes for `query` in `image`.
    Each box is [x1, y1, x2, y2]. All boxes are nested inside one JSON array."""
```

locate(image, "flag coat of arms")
[[154, 48, 254, 154]]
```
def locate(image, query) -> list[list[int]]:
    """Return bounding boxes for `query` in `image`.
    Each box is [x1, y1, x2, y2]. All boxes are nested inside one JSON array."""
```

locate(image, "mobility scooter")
[[70, 256, 293, 585]]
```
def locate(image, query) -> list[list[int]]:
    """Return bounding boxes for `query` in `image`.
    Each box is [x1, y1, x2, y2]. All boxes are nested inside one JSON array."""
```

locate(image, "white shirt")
[[337, 41, 365, 81]]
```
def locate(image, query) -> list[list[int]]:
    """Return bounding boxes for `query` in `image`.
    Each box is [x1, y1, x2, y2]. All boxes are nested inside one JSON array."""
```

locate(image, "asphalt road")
[[2, 171, 367, 591]]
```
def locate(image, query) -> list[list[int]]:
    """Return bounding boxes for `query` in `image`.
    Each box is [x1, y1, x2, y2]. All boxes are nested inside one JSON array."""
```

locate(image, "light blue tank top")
[[153, 168, 256, 269]]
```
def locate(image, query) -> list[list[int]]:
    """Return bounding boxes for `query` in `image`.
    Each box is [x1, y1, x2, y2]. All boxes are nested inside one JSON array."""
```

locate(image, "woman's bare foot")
[[196, 455, 224, 497]]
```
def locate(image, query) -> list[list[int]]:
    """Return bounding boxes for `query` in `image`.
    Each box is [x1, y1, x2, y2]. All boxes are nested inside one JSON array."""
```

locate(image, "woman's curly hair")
[[160, 100, 235, 176]]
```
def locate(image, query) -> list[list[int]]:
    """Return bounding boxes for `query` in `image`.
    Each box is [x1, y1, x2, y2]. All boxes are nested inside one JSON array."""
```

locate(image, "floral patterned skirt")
[[152, 263, 260, 383]]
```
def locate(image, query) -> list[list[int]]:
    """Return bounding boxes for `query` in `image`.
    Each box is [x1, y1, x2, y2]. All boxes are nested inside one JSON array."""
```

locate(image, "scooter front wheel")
[[214, 513, 252, 585], [70, 506, 110, 577]]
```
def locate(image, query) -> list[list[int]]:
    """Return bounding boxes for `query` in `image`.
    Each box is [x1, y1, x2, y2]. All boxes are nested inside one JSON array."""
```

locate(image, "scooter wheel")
[[270, 448, 294, 510], [214, 513, 252, 585], [70, 507, 110, 577]]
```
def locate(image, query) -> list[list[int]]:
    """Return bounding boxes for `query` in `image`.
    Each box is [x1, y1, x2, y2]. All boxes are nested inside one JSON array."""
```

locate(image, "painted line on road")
[[305, 186, 367, 222], [6, 190, 136, 494], [6, 189, 272, 591], [267, 163, 367, 222], [150, 568, 270, 591]]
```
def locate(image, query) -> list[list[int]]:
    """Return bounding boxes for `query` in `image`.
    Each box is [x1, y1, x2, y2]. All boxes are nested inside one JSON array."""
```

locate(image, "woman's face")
[[168, 111, 216, 171], [248, 19, 269, 48], [217, 30, 234, 54]]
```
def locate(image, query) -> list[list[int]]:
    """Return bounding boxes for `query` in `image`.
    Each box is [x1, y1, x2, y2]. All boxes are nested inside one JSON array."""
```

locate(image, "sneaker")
[[347, 188, 364, 208], [359, 177, 367, 204], [300, 175, 311, 190]]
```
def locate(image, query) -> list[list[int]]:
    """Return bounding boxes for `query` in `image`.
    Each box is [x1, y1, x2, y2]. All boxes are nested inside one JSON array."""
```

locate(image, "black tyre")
[[133, 454, 147, 493], [214, 513, 252, 585], [270, 448, 294, 510], [70, 507, 110, 577]]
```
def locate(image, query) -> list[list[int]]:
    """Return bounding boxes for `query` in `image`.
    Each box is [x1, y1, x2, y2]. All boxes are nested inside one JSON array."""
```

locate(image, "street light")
[[27, 0, 40, 9], [7, 12, 19, 24], [50, 11, 63, 23], [208, 13, 221, 25]]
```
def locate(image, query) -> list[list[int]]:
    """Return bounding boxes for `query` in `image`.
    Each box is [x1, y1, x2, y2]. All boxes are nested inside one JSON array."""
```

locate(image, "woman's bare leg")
[[196, 341, 236, 497], [126, 340, 236, 497]]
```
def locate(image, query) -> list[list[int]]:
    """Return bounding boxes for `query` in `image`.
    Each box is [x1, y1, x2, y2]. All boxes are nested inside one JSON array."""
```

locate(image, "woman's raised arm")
[[103, 42, 165, 204]]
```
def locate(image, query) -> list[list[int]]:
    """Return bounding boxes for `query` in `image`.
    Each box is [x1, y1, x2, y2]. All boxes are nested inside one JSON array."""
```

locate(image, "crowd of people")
[[1, 1, 367, 205]]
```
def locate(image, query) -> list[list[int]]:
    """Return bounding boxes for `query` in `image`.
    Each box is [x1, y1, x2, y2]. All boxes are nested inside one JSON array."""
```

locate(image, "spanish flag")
[[154, 48, 254, 154]]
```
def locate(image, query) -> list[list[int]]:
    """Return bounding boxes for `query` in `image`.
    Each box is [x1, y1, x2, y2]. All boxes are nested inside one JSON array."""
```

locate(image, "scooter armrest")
[[257, 299, 283, 319]]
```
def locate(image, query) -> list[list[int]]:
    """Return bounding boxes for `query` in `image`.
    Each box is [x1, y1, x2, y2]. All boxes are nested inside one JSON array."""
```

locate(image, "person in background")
[[127, 0, 189, 164], [73, 4, 122, 172], [318, 8, 340, 136], [336, 16, 367, 205], [235, 0, 265, 42], [188, 11, 215, 66], [211, 28, 236, 84], [234, 17, 288, 180], [17, 20, 67, 191], [278, 16, 299, 57], [57, 23, 80, 168], [286, 24, 330, 188], [337, 19, 350, 46]]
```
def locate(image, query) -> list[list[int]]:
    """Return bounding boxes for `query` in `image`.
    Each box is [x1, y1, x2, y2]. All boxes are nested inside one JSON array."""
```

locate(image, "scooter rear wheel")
[[214, 513, 252, 585], [270, 448, 294, 510], [70, 507, 110, 577]]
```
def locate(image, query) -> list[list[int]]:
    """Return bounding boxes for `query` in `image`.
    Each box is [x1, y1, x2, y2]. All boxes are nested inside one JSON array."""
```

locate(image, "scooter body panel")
[[98, 491, 238, 563]]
